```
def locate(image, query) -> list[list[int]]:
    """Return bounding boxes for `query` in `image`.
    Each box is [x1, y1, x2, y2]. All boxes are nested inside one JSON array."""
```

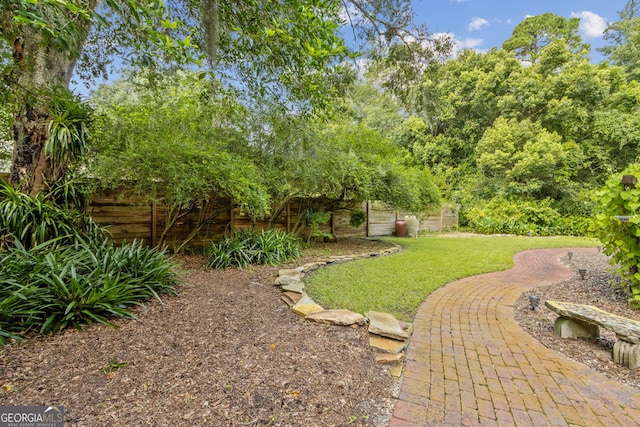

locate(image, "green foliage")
[[466, 198, 588, 237], [501, 12, 588, 64], [349, 211, 367, 228], [0, 182, 103, 250], [44, 88, 93, 169], [306, 210, 333, 241], [379, 166, 441, 213], [395, 115, 429, 151], [593, 164, 640, 307], [91, 72, 270, 251], [305, 236, 596, 321], [5, 0, 361, 110], [475, 118, 575, 199], [8, 0, 420, 198], [46, 175, 92, 212], [600, 0, 640, 81], [398, 25, 640, 225], [252, 85, 441, 225], [206, 229, 302, 269], [0, 238, 178, 343]]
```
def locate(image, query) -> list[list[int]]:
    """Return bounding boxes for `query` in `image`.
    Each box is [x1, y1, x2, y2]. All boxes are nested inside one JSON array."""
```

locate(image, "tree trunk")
[[11, 101, 51, 195], [8, 20, 90, 194]]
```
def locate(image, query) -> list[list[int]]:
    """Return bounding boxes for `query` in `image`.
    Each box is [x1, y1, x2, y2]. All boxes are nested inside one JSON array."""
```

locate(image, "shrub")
[[0, 238, 178, 343], [206, 229, 303, 269], [593, 164, 640, 308], [466, 198, 589, 236]]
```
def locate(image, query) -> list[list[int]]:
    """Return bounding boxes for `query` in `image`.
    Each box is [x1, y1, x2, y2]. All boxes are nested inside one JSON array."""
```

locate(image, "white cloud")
[[468, 17, 489, 31], [458, 38, 484, 50], [571, 11, 608, 38], [433, 32, 485, 58]]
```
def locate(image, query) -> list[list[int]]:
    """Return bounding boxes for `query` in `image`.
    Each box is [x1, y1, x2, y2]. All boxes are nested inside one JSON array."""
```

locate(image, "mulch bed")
[[0, 239, 398, 426]]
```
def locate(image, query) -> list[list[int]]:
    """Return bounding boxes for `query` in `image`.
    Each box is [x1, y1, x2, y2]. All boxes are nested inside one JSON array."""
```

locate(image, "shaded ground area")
[[0, 239, 398, 426]]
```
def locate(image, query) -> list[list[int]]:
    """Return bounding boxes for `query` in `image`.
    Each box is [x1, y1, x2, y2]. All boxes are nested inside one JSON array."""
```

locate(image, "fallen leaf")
[[2, 384, 15, 392], [291, 391, 299, 397], [270, 343, 276, 350]]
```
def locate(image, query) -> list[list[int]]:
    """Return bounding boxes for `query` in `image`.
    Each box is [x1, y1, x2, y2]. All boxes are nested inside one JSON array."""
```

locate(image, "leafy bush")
[[466, 198, 589, 236], [593, 165, 640, 308], [0, 182, 103, 250], [206, 229, 303, 269], [0, 238, 178, 344]]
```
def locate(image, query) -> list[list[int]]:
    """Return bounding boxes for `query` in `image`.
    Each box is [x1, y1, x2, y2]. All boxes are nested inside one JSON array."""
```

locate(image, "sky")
[[413, 0, 630, 61]]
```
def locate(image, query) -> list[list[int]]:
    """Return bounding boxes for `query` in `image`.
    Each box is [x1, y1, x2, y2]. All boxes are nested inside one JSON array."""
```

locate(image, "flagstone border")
[[273, 242, 411, 375]]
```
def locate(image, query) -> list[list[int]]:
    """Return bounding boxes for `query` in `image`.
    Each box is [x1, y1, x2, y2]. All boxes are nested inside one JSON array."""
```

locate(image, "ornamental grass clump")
[[0, 238, 178, 344], [0, 186, 179, 344], [0, 181, 103, 250], [206, 229, 303, 269]]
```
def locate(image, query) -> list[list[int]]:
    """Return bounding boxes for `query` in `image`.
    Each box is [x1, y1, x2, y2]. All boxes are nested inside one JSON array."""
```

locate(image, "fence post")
[[150, 202, 157, 247], [229, 199, 235, 232], [366, 201, 370, 238]]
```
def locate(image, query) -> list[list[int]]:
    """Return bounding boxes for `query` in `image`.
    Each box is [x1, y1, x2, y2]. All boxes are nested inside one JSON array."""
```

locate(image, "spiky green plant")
[[0, 182, 103, 250], [206, 229, 302, 269], [44, 88, 93, 168], [0, 238, 179, 342]]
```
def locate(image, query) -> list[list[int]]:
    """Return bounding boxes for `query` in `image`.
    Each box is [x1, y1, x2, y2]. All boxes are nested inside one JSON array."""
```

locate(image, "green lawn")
[[305, 235, 597, 322]]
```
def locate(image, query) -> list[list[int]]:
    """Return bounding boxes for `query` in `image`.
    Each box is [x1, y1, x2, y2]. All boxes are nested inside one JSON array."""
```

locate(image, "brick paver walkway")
[[390, 248, 640, 426]]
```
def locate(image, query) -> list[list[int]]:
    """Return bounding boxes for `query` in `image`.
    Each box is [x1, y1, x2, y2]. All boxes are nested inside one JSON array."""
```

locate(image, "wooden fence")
[[0, 173, 458, 248], [88, 194, 457, 248]]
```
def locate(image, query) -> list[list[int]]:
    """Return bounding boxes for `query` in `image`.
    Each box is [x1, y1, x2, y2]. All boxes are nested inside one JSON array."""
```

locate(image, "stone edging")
[[273, 242, 411, 376]]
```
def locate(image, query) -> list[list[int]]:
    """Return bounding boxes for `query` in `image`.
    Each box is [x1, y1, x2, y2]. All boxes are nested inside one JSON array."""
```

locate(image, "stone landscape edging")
[[274, 242, 412, 376]]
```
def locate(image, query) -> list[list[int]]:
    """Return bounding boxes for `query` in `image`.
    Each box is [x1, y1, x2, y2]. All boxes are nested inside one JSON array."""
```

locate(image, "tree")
[[409, 49, 522, 171], [396, 17, 640, 222], [600, 0, 640, 81], [475, 118, 575, 199], [246, 81, 440, 234], [91, 71, 269, 252], [502, 13, 588, 64], [2, 0, 443, 196]]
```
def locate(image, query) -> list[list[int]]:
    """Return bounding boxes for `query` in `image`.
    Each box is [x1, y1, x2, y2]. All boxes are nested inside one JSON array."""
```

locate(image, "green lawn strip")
[[305, 236, 597, 322]]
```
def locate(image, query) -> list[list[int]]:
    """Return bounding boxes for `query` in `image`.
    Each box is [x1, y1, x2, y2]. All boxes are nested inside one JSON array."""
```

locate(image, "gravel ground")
[[514, 250, 640, 389]]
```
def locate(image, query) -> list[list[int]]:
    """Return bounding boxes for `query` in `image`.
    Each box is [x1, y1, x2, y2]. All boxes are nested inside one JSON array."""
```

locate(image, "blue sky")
[[414, 0, 629, 61]]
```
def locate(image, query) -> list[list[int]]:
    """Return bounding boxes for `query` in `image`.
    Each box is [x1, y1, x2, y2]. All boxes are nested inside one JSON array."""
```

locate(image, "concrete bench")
[[545, 300, 640, 369]]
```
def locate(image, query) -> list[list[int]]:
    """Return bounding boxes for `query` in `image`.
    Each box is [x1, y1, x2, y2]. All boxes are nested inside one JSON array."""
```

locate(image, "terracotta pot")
[[395, 220, 407, 237]]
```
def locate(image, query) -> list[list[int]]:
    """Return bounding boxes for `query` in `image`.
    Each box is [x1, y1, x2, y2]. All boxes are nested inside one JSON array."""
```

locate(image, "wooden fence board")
[[0, 172, 458, 248], [332, 208, 366, 238]]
